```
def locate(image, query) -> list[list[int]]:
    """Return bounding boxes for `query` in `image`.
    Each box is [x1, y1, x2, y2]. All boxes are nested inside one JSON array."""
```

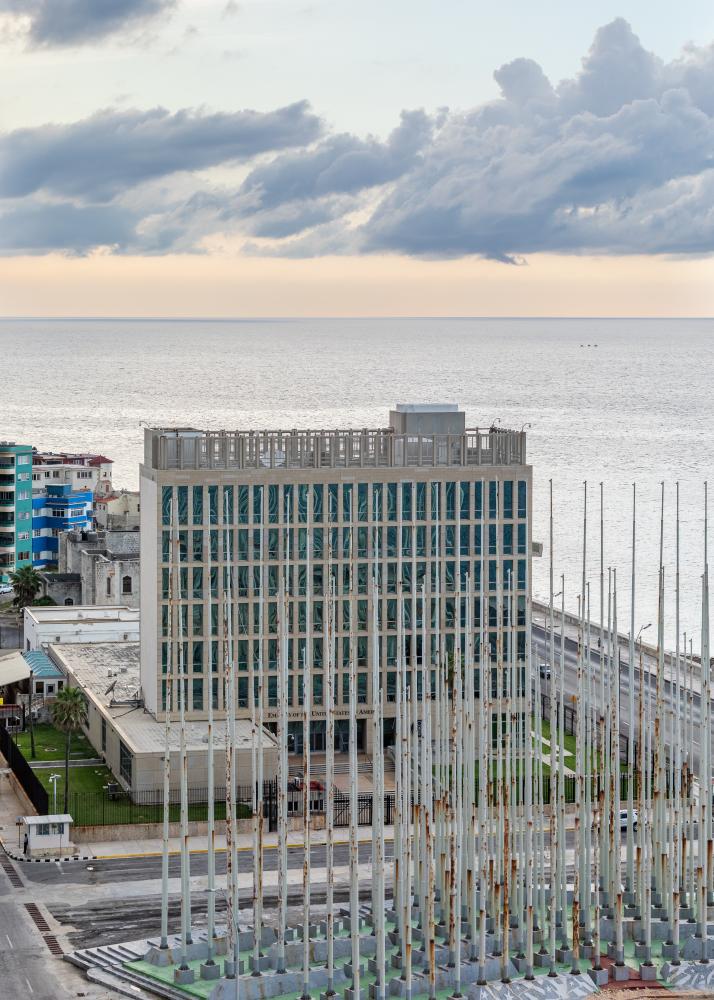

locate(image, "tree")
[[51, 687, 88, 813], [9, 565, 41, 610]]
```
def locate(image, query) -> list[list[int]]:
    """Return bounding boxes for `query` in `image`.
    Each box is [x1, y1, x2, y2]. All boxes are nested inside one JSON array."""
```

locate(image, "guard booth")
[[22, 814, 74, 858]]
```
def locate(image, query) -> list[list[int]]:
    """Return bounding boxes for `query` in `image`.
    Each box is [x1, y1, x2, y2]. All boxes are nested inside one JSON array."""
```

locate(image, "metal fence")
[[63, 781, 398, 830], [0, 724, 49, 815]]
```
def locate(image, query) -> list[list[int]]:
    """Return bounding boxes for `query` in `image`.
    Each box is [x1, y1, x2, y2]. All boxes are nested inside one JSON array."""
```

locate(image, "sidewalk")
[[86, 823, 397, 859], [0, 756, 36, 857]]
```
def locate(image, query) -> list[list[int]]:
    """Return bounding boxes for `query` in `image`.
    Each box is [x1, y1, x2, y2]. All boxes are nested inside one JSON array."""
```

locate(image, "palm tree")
[[9, 565, 41, 609], [51, 687, 88, 813]]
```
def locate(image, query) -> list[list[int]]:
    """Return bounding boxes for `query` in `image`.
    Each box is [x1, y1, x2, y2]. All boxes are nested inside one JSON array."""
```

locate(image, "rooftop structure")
[[143, 406, 526, 473]]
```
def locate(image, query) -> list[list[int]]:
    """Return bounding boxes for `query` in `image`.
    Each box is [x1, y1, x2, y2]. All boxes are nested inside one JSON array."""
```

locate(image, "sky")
[[2, 0, 714, 317]]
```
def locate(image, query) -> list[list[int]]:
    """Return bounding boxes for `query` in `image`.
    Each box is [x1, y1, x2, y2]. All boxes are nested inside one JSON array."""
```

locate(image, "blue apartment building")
[[31, 484, 94, 569]]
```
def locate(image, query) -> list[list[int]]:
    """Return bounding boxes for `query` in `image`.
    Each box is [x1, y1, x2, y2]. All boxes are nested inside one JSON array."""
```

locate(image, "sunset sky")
[[2, 0, 714, 316]]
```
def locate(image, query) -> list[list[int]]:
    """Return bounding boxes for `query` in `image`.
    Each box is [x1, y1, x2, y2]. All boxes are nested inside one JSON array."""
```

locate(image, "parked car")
[[0, 583, 13, 596], [619, 808, 638, 832], [539, 663, 551, 680]]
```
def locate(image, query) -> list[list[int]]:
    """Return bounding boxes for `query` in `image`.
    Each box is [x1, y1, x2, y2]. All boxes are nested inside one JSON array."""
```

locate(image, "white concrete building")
[[23, 605, 140, 652], [50, 642, 278, 793]]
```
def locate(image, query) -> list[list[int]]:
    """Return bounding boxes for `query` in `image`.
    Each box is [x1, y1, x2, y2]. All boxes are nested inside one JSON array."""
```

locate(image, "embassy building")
[[139, 405, 532, 754]]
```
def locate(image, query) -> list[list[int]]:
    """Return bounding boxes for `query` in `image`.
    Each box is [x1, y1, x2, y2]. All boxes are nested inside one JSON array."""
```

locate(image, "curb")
[[1, 835, 91, 864], [2, 831, 394, 864]]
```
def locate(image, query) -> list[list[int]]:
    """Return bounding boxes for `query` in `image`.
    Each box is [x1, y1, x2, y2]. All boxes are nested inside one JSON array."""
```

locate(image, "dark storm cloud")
[[0, 103, 323, 201], [0, 0, 175, 47]]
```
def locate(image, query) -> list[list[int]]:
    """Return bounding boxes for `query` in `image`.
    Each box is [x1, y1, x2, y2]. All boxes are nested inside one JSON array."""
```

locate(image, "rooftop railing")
[[149, 427, 527, 472]]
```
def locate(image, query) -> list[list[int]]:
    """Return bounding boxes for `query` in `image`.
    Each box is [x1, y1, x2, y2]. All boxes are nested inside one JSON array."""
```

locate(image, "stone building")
[[39, 528, 140, 608]]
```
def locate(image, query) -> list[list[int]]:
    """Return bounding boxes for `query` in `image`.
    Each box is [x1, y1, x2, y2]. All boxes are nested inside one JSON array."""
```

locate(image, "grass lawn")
[[15, 723, 95, 762], [32, 762, 116, 795]]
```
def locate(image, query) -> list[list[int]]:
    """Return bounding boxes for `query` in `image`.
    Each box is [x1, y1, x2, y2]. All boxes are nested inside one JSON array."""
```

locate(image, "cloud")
[[3, 19, 714, 260], [0, 201, 138, 253], [0, 102, 323, 202], [0, 0, 176, 47], [355, 19, 714, 261]]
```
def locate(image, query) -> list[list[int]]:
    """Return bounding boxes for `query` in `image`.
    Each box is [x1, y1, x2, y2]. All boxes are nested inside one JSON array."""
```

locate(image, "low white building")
[[23, 605, 140, 652], [22, 814, 74, 858], [50, 642, 279, 794]]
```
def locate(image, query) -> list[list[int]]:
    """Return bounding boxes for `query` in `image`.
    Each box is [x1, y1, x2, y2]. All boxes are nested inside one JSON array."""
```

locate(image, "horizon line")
[[1, 315, 713, 323]]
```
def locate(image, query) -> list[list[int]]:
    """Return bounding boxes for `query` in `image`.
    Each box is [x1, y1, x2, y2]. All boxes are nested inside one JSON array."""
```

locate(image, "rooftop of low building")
[[24, 604, 139, 626], [48, 642, 273, 756]]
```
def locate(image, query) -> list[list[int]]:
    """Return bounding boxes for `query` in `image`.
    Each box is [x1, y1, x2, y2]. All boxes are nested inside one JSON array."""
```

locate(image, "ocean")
[[2, 316, 713, 650]]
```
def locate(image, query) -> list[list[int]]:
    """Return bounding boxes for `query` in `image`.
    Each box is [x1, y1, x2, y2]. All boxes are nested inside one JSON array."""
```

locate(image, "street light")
[[636, 623, 652, 643], [521, 422, 532, 433], [48, 773, 60, 814]]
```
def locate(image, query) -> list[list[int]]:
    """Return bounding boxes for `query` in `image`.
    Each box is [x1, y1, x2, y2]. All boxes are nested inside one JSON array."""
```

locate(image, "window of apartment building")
[[18, 531, 29, 541], [122, 575, 132, 595], [106, 577, 112, 597], [119, 740, 132, 785], [16, 454, 30, 465], [17, 550, 30, 561], [101, 716, 107, 752]]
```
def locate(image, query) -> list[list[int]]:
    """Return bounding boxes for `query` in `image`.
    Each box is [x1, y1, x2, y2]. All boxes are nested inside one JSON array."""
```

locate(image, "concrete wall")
[[24, 610, 140, 650], [140, 474, 158, 714], [39, 574, 82, 607], [88, 551, 140, 608]]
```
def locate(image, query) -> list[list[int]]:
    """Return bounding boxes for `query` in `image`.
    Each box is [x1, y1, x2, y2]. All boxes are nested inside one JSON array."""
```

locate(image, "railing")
[[151, 428, 527, 472]]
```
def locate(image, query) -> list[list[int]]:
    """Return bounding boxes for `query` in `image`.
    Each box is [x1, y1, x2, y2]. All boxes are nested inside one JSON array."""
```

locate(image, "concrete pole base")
[[661, 942, 681, 960], [639, 962, 658, 981], [610, 963, 630, 982], [174, 966, 196, 985], [588, 967, 609, 986], [200, 960, 221, 980]]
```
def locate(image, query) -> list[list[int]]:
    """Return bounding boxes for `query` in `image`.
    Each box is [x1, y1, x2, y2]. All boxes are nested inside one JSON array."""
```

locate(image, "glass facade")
[[157, 476, 529, 715]]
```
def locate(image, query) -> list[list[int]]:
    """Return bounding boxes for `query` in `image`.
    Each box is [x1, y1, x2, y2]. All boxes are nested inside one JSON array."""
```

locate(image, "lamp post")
[[48, 773, 60, 814]]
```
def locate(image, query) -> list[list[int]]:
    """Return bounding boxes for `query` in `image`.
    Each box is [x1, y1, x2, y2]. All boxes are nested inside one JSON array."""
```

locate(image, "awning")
[[0, 651, 30, 687]]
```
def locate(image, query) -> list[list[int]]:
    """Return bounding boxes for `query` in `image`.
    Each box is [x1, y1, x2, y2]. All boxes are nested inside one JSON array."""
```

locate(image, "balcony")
[[0, 534, 14, 552], [0, 475, 15, 488], [0, 496, 15, 510]]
